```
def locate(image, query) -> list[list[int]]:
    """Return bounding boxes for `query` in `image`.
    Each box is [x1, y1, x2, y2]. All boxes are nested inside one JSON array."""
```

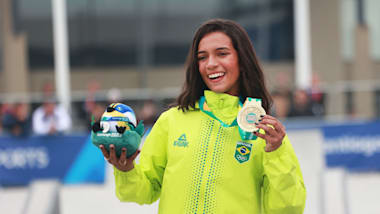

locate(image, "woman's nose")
[[206, 55, 218, 70]]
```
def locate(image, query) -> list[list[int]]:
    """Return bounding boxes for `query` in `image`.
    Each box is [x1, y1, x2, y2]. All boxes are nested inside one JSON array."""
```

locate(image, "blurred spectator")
[[309, 73, 325, 116], [84, 80, 101, 118], [273, 71, 292, 96], [271, 90, 290, 119], [138, 100, 159, 142], [85, 101, 107, 131], [107, 88, 122, 103], [1, 103, 13, 135], [288, 89, 315, 118], [42, 81, 55, 98], [32, 98, 72, 135], [138, 100, 159, 129], [1, 103, 31, 137], [91, 102, 107, 121], [82, 80, 103, 130], [0, 104, 5, 134]]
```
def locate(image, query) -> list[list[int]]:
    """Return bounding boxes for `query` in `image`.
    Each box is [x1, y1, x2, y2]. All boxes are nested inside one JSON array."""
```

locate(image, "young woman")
[[100, 18, 306, 214]]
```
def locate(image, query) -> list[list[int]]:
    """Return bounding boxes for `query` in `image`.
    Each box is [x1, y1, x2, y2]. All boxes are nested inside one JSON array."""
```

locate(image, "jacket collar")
[[201, 90, 241, 124]]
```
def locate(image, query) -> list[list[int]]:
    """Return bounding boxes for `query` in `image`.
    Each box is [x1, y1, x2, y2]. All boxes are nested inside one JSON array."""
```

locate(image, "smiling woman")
[[99, 18, 306, 214], [176, 18, 273, 113]]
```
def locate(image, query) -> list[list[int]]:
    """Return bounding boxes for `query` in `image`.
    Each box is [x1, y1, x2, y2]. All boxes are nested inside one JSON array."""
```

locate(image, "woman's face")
[[197, 32, 240, 96]]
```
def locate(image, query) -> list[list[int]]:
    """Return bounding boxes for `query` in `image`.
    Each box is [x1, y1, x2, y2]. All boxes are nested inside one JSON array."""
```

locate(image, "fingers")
[[253, 131, 267, 140], [118, 148, 127, 166], [258, 115, 285, 134], [99, 145, 110, 161], [253, 115, 285, 152], [128, 150, 140, 161], [109, 144, 117, 164], [99, 144, 140, 171], [253, 115, 285, 140], [255, 122, 276, 136]]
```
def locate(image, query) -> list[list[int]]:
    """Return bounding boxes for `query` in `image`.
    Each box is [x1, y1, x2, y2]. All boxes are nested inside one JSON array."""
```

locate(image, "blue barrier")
[[2, 121, 379, 186], [0, 135, 105, 186], [322, 121, 380, 171]]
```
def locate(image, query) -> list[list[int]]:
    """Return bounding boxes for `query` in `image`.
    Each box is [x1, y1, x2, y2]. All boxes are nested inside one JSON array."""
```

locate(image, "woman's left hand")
[[254, 114, 286, 152]]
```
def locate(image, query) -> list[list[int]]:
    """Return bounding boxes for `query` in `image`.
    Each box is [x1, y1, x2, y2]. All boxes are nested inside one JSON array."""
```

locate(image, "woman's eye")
[[218, 52, 228, 56], [198, 56, 206, 61]]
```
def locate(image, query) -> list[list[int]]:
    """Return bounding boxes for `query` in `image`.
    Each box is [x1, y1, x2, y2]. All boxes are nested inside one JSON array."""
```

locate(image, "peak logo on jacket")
[[173, 134, 189, 147]]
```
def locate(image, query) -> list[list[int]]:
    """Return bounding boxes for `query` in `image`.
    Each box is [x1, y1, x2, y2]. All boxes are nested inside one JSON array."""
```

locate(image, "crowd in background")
[[0, 79, 324, 138], [0, 80, 164, 137]]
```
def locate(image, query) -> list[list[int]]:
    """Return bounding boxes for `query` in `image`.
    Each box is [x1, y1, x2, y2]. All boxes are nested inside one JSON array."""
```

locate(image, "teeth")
[[208, 73, 224, 79]]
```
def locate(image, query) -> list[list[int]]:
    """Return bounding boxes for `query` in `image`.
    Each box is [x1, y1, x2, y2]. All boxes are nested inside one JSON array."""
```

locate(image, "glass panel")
[[16, 0, 295, 69], [340, 0, 356, 61], [366, 0, 380, 60]]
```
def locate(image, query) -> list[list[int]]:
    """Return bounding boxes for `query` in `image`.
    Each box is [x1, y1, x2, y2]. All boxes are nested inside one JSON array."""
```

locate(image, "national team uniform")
[[114, 91, 306, 214]]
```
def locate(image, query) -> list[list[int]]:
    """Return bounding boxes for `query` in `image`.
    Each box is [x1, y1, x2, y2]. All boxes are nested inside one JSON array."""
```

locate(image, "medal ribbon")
[[199, 96, 257, 140]]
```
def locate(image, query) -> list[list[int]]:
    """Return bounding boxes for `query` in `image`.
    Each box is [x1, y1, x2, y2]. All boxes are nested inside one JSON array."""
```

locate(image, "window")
[[17, 0, 295, 69]]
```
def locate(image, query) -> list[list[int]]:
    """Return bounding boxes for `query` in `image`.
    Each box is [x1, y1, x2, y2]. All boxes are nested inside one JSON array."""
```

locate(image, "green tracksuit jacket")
[[114, 91, 306, 213]]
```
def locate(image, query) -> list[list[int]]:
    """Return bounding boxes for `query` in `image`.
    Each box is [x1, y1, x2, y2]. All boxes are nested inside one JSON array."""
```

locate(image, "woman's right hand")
[[99, 144, 140, 172]]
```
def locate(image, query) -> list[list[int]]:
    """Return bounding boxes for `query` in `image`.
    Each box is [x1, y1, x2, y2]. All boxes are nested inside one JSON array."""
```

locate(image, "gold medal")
[[237, 98, 266, 133]]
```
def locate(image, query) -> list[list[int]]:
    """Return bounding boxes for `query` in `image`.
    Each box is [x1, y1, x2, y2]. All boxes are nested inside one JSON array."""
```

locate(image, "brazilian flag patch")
[[234, 141, 252, 163]]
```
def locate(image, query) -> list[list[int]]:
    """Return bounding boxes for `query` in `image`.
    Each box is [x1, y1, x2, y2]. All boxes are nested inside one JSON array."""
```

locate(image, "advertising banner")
[[322, 121, 380, 171], [0, 135, 105, 186]]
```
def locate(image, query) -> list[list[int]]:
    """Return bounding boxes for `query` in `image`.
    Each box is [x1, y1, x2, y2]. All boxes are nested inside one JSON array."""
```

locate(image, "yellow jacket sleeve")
[[262, 135, 306, 214], [113, 111, 169, 205]]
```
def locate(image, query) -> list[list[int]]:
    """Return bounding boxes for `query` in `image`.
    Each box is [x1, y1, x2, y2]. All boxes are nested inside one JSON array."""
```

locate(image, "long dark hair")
[[175, 18, 272, 112]]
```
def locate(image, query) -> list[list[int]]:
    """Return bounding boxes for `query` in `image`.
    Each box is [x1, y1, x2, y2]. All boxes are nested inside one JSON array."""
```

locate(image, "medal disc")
[[237, 103, 266, 132]]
